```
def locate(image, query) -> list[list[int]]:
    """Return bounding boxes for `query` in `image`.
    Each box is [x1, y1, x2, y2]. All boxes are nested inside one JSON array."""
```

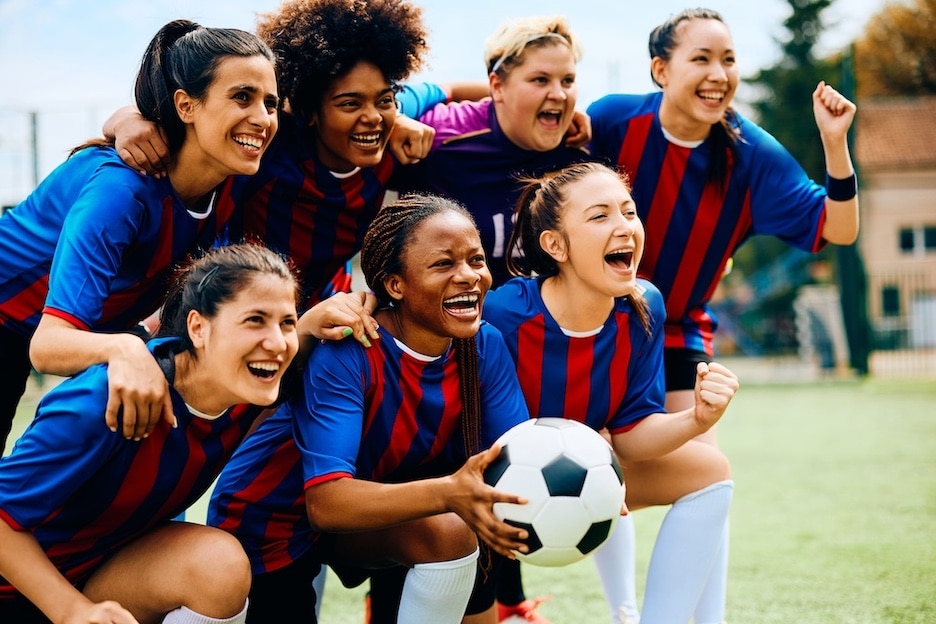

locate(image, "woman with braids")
[[586, 9, 858, 623], [0, 19, 279, 452], [483, 161, 739, 624], [208, 194, 532, 624], [0, 242, 301, 624]]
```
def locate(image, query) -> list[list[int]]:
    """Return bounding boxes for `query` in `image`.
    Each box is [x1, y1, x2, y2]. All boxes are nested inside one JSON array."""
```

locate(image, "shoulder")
[[587, 92, 659, 120], [734, 111, 788, 155], [484, 278, 541, 328], [637, 278, 665, 311]]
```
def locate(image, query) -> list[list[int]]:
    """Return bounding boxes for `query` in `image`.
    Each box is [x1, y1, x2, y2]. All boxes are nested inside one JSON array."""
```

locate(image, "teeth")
[[234, 135, 263, 150], [698, 92, 723, 101], [443, 294, 479, 305], [351, 133, 381, 143], [247, 362, 280, 378]]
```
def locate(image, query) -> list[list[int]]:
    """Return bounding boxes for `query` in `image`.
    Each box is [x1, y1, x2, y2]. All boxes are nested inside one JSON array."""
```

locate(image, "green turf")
[[9, 376, 936, 622]]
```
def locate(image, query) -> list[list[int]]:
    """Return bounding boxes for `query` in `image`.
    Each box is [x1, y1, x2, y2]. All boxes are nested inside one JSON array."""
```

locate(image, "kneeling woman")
[[209, 195, 531, 624], [0, 244, 301, 624], [484, 162, 740, 623]]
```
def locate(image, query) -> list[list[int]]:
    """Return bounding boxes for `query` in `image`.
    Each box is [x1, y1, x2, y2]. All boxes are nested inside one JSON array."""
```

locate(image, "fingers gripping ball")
[[483, 418, 625, 567]]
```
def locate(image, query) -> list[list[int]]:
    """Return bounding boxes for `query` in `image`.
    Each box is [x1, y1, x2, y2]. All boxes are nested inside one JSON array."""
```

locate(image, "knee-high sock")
[[397, 549, 479, 624], [592, 514, 639, 623], [693, 518, 730, 624], [161, 600, 248, 624], [640, 480, 734, 624]]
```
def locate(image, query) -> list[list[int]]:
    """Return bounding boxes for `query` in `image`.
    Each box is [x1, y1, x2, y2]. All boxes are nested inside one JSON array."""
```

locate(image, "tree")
[[854, 0, 936, 97], [738, 0, 839, 274], [746, 0, 839, 181]]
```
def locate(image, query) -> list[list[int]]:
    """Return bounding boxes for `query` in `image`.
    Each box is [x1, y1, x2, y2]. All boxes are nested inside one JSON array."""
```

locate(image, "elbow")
[[305, 485, 347, 533], [306, 507, 337, 533], [824, 227, 859, 247], [28, 335, 54, 374]]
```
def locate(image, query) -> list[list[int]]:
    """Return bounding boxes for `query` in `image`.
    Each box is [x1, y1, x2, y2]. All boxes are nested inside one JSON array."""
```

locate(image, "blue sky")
[[0, 0, 886, 205]]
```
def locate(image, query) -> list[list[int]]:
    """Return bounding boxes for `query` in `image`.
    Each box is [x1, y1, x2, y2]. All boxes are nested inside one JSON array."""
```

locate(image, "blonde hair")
[[483, 15, 582, 76]]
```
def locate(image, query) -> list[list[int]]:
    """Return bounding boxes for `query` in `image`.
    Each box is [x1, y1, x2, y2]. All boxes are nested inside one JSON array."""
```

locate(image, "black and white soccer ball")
[[483, 417, 625, 567]]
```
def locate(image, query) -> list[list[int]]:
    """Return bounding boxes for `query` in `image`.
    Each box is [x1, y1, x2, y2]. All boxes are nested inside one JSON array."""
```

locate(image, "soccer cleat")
[[497, 595, 553, 623]]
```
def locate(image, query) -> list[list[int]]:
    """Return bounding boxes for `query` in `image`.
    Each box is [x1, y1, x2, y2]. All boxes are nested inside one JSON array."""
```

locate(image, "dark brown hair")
[[508, 162, 653, 335], [649, 8, 739, 189]]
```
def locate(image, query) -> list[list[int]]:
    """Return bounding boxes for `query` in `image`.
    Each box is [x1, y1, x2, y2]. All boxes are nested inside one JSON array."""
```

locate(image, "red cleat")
[[496, 595, 553, 623]]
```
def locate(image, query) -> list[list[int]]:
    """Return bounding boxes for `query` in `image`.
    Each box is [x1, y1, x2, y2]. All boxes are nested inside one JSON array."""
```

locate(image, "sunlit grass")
[[10, 376, 936, 623]]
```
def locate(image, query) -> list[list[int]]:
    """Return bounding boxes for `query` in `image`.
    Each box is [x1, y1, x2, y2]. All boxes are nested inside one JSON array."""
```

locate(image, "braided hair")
[[360, 194, 484, 458]]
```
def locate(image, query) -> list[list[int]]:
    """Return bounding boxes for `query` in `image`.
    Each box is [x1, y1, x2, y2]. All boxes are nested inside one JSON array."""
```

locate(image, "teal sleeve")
[[397, 83, 449, 118]]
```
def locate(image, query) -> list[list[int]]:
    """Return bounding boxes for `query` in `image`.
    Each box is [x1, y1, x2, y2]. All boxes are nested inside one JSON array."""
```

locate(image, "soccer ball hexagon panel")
[[483, 418, 625, 567]]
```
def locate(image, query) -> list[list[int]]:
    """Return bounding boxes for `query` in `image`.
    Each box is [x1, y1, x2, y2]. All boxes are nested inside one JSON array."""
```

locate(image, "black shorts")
[[0, 595, 51, 624], [663, 348, 712, 392], [248, 549, 323, 623]]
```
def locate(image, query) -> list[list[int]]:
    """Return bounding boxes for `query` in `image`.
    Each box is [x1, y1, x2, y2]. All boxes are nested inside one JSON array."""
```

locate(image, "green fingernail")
[[362, 335, 372, 348], [342, 327, 353, 337]]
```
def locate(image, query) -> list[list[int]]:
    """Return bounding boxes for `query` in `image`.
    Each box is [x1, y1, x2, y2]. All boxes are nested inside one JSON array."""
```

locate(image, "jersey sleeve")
[[292, 341, 369, 488], [742, 120, 827, 252], [396, 83, 450, 119], [476, 322, 531, 445], [607, 285, 667, 434], [43, 163, 150, 329], [0, 368, 121, 530]]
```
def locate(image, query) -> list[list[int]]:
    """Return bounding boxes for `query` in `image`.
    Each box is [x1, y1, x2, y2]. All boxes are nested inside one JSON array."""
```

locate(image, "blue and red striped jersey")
[[0, 338, 262, 599], [484, 278, 666, 434], [0, 147, 233, 338], [218, 84, 449, 309], [208, 322, 529, 574], [218, 116, 395, 310], [588, 92, 828, 355]]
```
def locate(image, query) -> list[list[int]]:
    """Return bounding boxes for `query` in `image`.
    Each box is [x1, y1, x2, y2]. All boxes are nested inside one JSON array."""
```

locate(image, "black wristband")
[[826, 172, 857, 202]]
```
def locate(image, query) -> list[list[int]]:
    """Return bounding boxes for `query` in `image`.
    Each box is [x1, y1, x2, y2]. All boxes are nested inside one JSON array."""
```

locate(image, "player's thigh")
[[333, 512, 477, 568], [83, 522, 250, 621], [621, 439, 731, 510]]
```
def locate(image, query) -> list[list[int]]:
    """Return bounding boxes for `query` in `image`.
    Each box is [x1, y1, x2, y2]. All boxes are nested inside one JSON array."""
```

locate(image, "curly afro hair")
[[256, 0, 428, 125]]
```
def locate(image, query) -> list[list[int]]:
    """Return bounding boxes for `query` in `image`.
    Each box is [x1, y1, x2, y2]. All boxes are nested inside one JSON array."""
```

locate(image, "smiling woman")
[[0, 243, 300, 624], [0, 19, 279, 455], [207, 195, 534, 624], [390, 14, 592, 287]]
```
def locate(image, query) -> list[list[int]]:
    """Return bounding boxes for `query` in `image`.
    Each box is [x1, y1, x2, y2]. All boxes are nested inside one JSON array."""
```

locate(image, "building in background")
[[854, 96, 936, 375]]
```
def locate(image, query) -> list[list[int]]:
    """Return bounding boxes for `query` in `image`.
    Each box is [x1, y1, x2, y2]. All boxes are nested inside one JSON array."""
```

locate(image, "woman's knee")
[[178, 527, 251, 608], [395, 513, 478, 564]]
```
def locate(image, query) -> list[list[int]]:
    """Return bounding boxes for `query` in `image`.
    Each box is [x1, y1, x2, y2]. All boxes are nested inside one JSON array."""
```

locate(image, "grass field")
[[9, 374, 936, 623]]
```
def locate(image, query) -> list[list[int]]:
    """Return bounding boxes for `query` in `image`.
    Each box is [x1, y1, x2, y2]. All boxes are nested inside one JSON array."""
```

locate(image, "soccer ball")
[[483, 417, 624, 567]]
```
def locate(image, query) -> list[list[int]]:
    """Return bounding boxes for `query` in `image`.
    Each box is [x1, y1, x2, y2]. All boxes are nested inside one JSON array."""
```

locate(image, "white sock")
[[693, 518, 730, 624], [312, 564, 328, 620], [592, 514, 639, 623], [641, 480, 734, 624], [161, 600, 248, 624], [397, 549, 479, 624]]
